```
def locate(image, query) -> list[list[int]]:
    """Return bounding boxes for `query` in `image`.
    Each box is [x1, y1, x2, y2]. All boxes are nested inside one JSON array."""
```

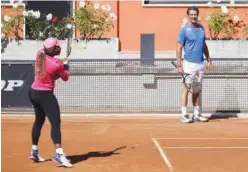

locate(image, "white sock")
[[32, 145, 38, 150], [181, 107, 187, 115], [56, 148, 64, 155], [193, 106, 200, 116]]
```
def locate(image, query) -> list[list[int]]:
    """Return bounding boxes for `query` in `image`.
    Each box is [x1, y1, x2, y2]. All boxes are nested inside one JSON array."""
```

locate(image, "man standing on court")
[[176, 6, 212, 123]]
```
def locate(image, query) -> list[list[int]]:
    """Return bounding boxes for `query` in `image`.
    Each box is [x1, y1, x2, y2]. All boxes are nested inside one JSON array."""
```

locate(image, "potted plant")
[[244, 25, 248, 37], [1, 0, 75, 59], [73, 0, 118, 57], [202, 1, 248, 58], [2, 0, 119, 59], [1, 0, 24, 54], [243, 11, 248, 37]]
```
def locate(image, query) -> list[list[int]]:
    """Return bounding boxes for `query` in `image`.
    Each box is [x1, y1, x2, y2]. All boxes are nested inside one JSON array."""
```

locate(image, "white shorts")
[[183, 60, 205, 84]]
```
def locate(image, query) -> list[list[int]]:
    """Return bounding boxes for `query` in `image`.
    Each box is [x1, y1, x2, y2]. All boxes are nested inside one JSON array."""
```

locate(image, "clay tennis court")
[[2, 115, 248, 172]]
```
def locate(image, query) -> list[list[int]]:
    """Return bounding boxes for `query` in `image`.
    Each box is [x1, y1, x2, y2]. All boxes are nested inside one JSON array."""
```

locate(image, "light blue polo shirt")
[[177, 24, 206, 63]]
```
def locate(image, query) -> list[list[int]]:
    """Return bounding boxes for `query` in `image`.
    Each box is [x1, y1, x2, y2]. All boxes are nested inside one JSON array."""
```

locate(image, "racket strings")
[[183, 74, 202, 93]]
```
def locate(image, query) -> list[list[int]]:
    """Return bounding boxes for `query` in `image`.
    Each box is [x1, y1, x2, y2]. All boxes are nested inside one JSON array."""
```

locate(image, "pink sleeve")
[[55, 59, 70, 81]]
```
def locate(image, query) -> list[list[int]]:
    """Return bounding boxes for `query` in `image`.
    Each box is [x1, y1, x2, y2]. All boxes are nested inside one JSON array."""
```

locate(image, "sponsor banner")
[[1, 64, 34, 108]]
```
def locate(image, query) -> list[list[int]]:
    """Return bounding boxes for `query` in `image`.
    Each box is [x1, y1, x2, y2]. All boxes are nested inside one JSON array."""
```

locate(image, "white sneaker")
[[52, 153, 73, 168], [194, 115, 209, 122], [29, 149, 45, 162], [181, 114, 193, 123]]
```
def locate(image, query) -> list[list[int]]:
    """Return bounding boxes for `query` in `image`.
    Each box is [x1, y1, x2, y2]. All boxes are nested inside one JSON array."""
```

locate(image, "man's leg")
[[192, 83, 201, 116], [192, 91, 208, 122], [180, 61, 194, 123], [192, 69, 208, 122], [181, 83, 189, 114], [180, 82, 193, 123]]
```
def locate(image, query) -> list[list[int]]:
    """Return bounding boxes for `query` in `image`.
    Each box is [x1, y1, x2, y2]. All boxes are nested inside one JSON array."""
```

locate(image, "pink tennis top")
[[31, 50, 70, 91]]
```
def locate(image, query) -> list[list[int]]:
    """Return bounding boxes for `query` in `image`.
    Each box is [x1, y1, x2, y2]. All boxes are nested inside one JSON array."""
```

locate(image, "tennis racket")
[[171, 61, 202, 94], [63, 34, 72, 65]]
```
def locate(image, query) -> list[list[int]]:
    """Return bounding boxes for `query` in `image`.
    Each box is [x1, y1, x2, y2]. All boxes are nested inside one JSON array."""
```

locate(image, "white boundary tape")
[[156, 138, 248, 140], [162, 147, 248, 149], [1, 112, 248, 119], [0, 113, 181, 120]]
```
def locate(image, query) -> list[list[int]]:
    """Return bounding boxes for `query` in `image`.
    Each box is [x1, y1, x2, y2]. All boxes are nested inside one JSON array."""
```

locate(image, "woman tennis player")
[[28, 37, 72, 167]]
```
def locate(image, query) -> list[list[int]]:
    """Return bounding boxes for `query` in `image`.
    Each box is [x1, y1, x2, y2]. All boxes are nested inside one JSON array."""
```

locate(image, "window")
[[1, 0, 13, 4], [143, 0, 248, 6], [24, 1, 74, 39], [1, 1, 73, 17], [25, 1, 73, 18], [1, 0, 24, 5], [1, 1, 74, 39]]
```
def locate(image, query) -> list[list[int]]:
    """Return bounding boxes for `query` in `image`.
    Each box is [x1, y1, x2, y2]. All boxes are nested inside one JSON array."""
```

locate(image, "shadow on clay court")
[[66, 146, 127, 164], [208, 111, 239, 121]]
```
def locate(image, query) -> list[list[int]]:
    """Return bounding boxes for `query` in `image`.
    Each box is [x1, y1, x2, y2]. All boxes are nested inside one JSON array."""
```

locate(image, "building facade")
[[2, 0, 248, 52]]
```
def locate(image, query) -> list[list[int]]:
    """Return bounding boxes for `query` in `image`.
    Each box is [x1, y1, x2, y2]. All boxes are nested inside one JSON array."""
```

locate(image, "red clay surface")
[[2, 116, 248, 172]]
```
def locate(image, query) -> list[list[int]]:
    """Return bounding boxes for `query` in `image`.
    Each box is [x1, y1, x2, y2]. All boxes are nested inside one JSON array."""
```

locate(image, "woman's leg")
[[41, 94, 61, 147], [28, 88, 46, 162], [41, 93, 72, 167], [31, 107, 46, 146], [28, 88, 46, 146]]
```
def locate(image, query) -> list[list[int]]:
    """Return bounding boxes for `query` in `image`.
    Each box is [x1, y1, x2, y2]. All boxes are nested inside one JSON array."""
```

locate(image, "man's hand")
[[206, 61, 212, 71], [177, 66, 183, 75]]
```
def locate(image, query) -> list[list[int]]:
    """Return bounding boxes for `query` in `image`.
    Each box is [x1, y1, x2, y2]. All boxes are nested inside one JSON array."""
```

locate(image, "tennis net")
[[1, 58, 248, 113]]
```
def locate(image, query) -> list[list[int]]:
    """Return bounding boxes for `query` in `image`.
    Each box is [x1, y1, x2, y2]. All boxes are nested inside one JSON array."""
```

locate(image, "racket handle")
[[63, 59, 69, 65], [67, 47, 71, 57], [171, 61, 177, 68]]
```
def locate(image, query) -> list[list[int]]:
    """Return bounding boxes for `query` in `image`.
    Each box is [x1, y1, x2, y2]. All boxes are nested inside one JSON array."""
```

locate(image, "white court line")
[[1, 119, 110, 123], [2, 113, 248, 120], [1, 114, 181, 120], [163, 147, 248, 149], [152, 138, 175, 172], [156, 138, 248, 140]]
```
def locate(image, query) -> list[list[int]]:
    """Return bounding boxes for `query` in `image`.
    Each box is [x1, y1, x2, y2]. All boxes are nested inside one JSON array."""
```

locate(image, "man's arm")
[[204, 41, 211, 63], [204, 41, 212, 70], [201, 24, 211, 63], [176, 28, 185, 74], [176, 43, 184, 68]]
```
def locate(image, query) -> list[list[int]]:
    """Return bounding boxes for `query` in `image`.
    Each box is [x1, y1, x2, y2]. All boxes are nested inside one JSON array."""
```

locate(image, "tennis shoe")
[[29, 149, 45, 162], [181, 114, 193, 123], [52, 153, 73, 168], [194, 115, 209, 122]]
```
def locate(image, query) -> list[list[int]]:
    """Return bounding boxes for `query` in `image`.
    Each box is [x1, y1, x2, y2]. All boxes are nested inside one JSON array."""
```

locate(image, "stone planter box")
[[1, 37, 119, 60], [205, 39, 248, 58]]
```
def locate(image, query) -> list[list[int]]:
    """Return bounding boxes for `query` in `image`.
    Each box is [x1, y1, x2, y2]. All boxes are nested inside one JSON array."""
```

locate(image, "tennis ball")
[[206, 63, 212, 69]]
